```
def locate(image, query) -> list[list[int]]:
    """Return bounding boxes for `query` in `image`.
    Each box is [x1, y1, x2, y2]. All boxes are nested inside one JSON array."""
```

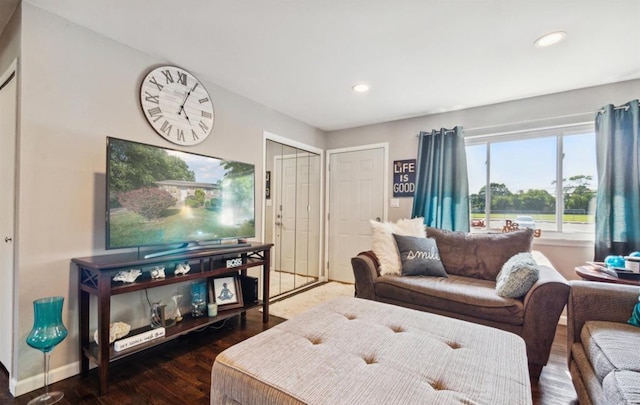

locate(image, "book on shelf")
[[114, 327, 165, 352]]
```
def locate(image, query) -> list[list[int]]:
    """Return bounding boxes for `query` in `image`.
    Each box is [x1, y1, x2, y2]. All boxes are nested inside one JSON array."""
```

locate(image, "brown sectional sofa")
[[351, 227, 570, 377], [568, 280, 640, 405]]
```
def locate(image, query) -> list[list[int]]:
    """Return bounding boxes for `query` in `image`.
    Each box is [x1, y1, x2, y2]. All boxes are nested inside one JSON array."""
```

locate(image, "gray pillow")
[[495, 252, 540, 298], [426, 227, 534, 281], [393, 234, 447, 277]]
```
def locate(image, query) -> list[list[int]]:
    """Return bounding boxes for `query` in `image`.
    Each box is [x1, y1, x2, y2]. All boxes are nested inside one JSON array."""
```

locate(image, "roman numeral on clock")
[[202, 111, 212, 119], [199, 97, 209, 104], [160, 120, 173, 135], [177, 128, 185, 142], [144, 91, 159, 104], [198, 121, 209, 133], [177, 71, 187, 86], [191, 129, 199, 141], [149, 76, 163, 91], [147, 107, 163, 122], [162, 70, 174, 84]]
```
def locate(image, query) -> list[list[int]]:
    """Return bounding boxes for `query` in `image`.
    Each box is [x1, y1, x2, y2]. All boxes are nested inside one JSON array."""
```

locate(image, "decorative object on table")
[[93, 321, 131, 345], [139, 65, 215, 146], [612, 268, 640, 280], [501, 219, 542, 237], [604, 255, 625, 269], [208, 302, 218, 317], [226, 257, 242, 268], [211, 275, 244, 310], [175, 262, 190, 276], [625, 256, 640, 273], [171, 294, 183, 322], [150, 266, 165, 279], [112, 269, 142, 283], [150, 302, 174, 328], [26, 296, 68, 405], [114, 328, 165, 352], [190, 281, 207, 317]]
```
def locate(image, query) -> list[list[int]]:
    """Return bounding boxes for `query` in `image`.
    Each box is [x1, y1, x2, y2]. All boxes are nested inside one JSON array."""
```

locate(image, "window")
[[466, 125, 597, 240]]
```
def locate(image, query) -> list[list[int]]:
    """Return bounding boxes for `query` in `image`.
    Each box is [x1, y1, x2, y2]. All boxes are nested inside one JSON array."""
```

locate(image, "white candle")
[[208, 303, 218, 317]]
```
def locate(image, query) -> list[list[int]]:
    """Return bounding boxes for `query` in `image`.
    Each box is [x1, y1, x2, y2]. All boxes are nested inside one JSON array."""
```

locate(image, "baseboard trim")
[[11, 361, 80, 397]]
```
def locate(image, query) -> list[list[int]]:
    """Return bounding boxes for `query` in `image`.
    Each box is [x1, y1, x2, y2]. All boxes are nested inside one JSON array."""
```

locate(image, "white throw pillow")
[[371, 217, 426, 275]]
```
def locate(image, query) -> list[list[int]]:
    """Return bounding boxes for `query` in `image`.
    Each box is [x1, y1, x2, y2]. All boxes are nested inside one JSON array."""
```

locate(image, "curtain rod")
[[416, 101, 638, 138], [597, 103, 638, 114]]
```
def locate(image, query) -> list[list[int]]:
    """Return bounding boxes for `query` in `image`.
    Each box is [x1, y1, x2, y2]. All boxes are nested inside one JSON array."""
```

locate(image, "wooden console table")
[[72, 242, 272, 395]]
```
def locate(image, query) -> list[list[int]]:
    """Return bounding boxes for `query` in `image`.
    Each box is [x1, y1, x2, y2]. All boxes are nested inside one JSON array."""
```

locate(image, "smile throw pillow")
[[393, 234, 447, 277]]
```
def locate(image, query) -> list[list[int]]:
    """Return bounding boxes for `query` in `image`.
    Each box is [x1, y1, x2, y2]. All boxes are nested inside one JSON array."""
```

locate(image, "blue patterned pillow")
[[495, 252, 539, 298], [393, 234, 447, 277]]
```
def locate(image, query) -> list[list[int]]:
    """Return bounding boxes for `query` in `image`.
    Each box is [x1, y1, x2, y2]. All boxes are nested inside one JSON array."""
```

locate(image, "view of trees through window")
[[466, 130, 597, 239]]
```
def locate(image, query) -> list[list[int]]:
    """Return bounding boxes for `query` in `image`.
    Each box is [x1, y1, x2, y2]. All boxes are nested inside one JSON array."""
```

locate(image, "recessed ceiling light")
[[534, 31, 567, 48], [351, 83, 370, 93]]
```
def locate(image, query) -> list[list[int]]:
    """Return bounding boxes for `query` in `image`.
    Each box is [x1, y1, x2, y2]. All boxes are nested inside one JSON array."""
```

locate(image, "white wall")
[[325, 79, 640, 281], [10, 3, 325, 393]]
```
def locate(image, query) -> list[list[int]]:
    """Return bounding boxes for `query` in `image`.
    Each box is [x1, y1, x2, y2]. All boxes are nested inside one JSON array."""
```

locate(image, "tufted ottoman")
[[211, 297, 532, 405]]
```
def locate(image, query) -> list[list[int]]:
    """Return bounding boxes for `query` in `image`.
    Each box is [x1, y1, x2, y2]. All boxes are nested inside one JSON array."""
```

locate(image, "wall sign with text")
[[393, 159, 416, 197]]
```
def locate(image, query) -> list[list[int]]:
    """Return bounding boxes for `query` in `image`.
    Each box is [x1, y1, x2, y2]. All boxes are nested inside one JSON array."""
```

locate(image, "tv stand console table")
[[72, 242, 272, 395]]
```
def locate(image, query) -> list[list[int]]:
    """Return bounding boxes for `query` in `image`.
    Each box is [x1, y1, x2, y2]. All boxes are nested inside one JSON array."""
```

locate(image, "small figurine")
[[171, 294, 183, 323], [150, 266, 165, 279], [175, 262, 191, 275], [112, 269, 142, 283]]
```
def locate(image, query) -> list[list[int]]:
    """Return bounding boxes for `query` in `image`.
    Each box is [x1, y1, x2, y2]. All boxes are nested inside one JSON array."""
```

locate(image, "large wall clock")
[[140, 65, 214, 146]]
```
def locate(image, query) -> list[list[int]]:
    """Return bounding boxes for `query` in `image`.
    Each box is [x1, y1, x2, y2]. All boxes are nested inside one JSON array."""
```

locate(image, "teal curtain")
[[412, 127, 470, 232], [594, 99, 640, 261]]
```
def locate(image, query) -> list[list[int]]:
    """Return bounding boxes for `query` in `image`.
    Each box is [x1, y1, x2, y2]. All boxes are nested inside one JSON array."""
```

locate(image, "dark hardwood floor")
[[1, 310, 577, 404]]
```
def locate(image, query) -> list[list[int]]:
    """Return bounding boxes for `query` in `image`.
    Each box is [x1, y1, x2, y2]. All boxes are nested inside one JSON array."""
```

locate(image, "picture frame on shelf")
[[211, 275, 244, 310]]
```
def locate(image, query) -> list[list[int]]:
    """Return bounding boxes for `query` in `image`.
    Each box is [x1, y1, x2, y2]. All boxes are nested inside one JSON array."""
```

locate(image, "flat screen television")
[[106, 137, 255, 253]]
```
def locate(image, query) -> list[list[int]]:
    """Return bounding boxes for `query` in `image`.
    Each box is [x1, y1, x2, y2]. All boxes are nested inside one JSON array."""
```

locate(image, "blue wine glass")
[[26, 296, 68, 405]]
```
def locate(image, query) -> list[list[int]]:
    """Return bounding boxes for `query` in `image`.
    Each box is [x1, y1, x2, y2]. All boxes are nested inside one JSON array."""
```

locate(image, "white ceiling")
[[6, 0, 640, 131]]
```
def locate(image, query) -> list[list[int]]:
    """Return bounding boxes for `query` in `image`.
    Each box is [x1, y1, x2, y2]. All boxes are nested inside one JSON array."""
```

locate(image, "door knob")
[[275, 222, 282, 226], [375, 217, 381, 222], [5, 237, 12, 243]]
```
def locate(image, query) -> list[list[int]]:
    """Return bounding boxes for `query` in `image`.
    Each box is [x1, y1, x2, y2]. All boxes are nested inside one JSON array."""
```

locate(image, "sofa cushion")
[[393, 234, 447, 277], [374, 274, 525, 326], [581, 320, 640, 383], [603, 370, 640, 404], [371, 218, 426, 275], [495, 252, 540, 298], [426, 227, 534, 280]]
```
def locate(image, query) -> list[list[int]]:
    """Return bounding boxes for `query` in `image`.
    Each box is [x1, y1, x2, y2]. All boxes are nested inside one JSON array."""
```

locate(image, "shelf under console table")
[[72, 242, 272, 395]]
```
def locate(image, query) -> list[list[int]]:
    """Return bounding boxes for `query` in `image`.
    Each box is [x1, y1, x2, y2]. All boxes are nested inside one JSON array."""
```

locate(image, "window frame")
[[465, 122, 596, 241]]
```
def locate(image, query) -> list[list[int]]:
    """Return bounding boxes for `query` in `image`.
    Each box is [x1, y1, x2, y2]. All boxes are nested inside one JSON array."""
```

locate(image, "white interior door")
[[328, 146, 386, 283], [0, 62, 17, 374]]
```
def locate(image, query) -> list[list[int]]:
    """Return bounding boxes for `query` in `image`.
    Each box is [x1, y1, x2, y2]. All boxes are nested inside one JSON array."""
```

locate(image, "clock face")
[[140, 66, 214, 146]]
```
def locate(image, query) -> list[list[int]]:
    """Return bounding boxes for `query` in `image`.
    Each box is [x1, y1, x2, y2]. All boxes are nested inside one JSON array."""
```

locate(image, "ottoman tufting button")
[[307, 337, 323, 345], [362, 355, 377, 364], [431, 380, 446, 391], [389, 325, 404, 333]]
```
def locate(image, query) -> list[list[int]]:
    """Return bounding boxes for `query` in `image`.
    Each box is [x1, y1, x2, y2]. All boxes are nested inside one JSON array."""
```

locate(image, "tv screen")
[[106, 137, 255, 250]]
